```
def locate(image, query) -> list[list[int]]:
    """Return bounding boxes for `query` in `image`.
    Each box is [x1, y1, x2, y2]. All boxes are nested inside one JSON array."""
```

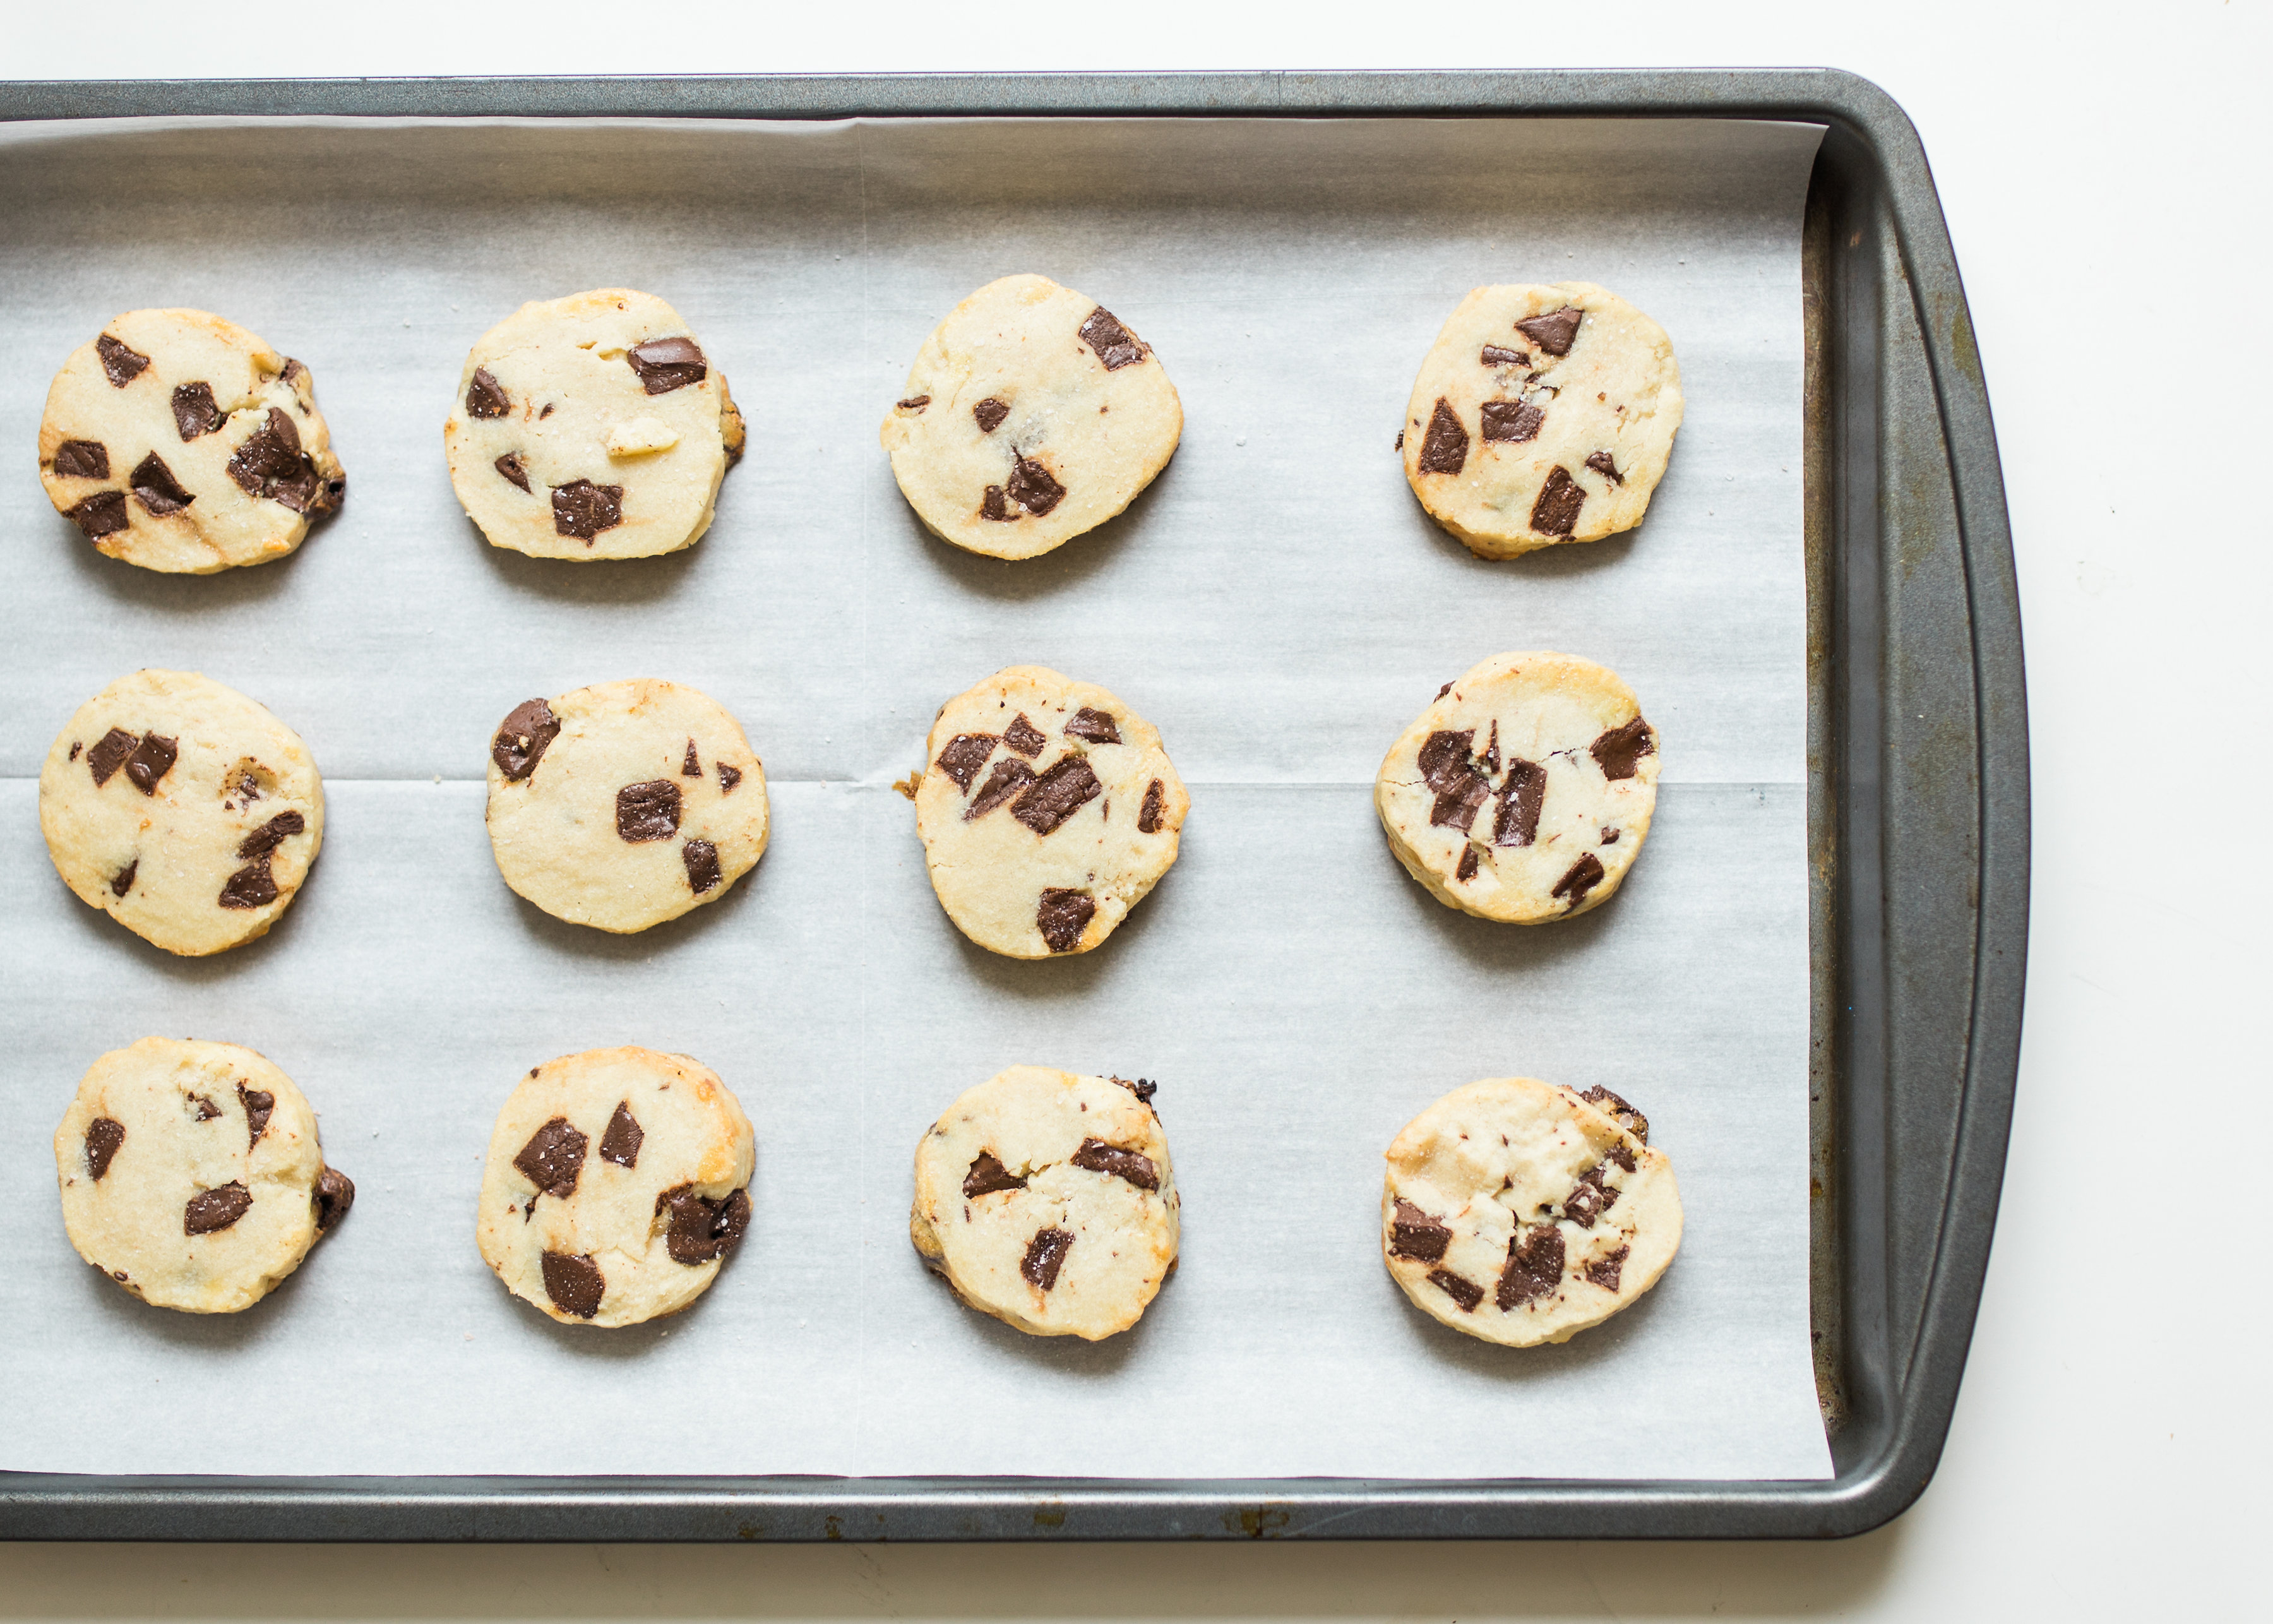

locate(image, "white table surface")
[[3, 3, 2265, 1618]]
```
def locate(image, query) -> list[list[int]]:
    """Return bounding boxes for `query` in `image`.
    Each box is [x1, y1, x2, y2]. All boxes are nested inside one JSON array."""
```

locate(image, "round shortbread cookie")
[[54, 1037, 354, 1315], [1382, 1077, 1679, 1347], [38, 308, 346, 574], [910, 1066, 1178, 1341], [475, 1046, 755, 1328], [880, 274, 1183, 561], [443, 289, 745, 561], [485, 679, 769, 934], [1401, 282, 1682, 559], [914, 666, 1189, 958], [1375, 652, 1658, 924], [39, 669, 326, 957]]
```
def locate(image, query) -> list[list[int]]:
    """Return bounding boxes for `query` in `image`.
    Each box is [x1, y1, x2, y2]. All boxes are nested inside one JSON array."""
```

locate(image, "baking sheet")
[[0, 113, 1830, 1481]]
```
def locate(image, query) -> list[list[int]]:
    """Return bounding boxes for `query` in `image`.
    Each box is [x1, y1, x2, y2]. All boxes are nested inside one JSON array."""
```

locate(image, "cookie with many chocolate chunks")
[[54, 1037, 353, 1314], [38, 309, 345, 573], [485, 679, 769, 933], [1402, 282, 1682, 558], [914, 665, 1189, 958], [39, 669, 325, 956], [444, 289, 745, 561], [881, 275, 1183, 561], [1375, 651, 1658, 924], [1382, 1077, 1680, 1347], [476, 1046, 755, 1328], [910, 1066, 1179, 1340]]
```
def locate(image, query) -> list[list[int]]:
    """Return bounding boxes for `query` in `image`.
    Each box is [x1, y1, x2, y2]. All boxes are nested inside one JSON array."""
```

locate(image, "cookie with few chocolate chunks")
[[39, 669, 325, 957], [38, 308, 345, 574], [880, 274, 1183, 561], [910, 1066, 1179, 1340], [485, 679, 769, 934], [914, 666, 1189, 958], [54, 1037, 353, 1315], [1402, 282, 1682, 558], [1375, 651, 1658, 924], [444, 289, 745, 561], [476, 1046, 755, 1328], [1382, 1077, 1679, 1347]]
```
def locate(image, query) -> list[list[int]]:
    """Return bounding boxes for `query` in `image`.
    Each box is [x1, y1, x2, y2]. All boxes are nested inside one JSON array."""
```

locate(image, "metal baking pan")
[[0, 68, 2025, 1541]]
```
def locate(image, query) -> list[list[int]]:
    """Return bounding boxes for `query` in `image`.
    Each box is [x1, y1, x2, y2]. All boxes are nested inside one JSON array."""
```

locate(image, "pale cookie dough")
[[54, 1037, 354, 1315], [1402, 282, 1682, 558], [475, 1046, 755, 1328], [486, 679, 768, 933], [910, 1066, 1178, 1340], [1376, 652, 1658, 924], [39, 669, 326, 957], [38, 309, 345, 574], [881, 274, 1183, 561], [443, 289, 745, 561], [1382, 1077, 1679, 1347], [914, 666, 1189, 958]]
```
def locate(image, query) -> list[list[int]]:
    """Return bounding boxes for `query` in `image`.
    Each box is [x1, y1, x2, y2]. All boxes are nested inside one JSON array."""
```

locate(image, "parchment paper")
[[0, 113, 1830, 1481]]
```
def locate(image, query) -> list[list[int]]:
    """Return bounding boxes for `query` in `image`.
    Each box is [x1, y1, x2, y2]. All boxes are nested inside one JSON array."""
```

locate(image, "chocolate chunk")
[[192, 1095, 222, 1121], [973, 397, 1010, 433], [1514, 305, 1584, 356], [1530, 466, 1586, 535], [1003, 713, 1047, 758], [1013, 756, 1104, 836], [67, 491, 130, 539], [280, 358, 307, 389], [1113, 1075, 1159, 1105], [465, 367, 510, 419], [1005, 457, 1066, 517], [1388, 1199, 1452, 1262], [616, 780, 682, 842], [514, 1117, 589, 1200], [1482, 720, 1501, 775], [669, 742, 696, 782], [314, 1166, 355, 1231], [965, 759, 1035, 819], [1138, 778, 1166, 834], [1480, 344, 1530, 367], [171, 381, 223, 441], [683, 839, 723, 894], [1496, 1224, 1566, 1309], [897, 395, 931, 411], [237, 809, 305, 859], [1077, 307, 1147, 370], [936, 733, 998, 792], [1492, 759, 1546, 847], [981, 484, 1012, 522], [962, 1150, 1026, 1198], [551, 479, 624, 542], [184, 1183, 253, 1235], [1455, 845, 1479, 882], [1589, 716, 1655, 780], [217, 857, 279, 909], [1561, 1166, 1618, 1227], [1601, 826, 1620, 845], [718, 761, 743, 794], [1585, 1245, 1631, 1293], [238, 1083, 275, 1147], [97, 333, 150, 387], [494, 452, 530, 491], [1065, 707, 1121, 745], [1480, 399, 1545, 443], [109, 858, 137, 897], [124, 734, 177, 796], [1551, 852, 1606, 909], [660, 1184, 751, 1265], [1037, 887, 1096, 953], [541, 1251, 606, 1317], [626, 337, 708, 394], [1585, 450, 1623, 484], [52, 439, 109, 479], [1022, 1226, 1075, 1289], [225, 408, 323, 509], [87, 728, 138, 787], [84, 1118, 125, 1181], [130, 452, 193, 516], [1072, 1137, 1159, 1191], [491, 698, 560, 781], [1606, 1141, 1638, 1173], [1580, 1085, 1650, 1145], [1395, 431, 1404, 451], [599, 1102, 643, 1169], [1429, 1269, 1484, 1312], [1416, 397, 1469, 475], [1418, 731, 1489, 832]]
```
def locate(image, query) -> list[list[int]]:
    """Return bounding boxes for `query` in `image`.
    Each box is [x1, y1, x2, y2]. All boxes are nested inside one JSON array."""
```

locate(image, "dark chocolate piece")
[[660, 1185, 751, 1265], [1492, 759, 1546, 848], [85, 1118, 125, 1181], [171, 381, 223, 441], [1418, 730, 1489, 832], [599, 1102, 644, 1169], [626, 337, 708, 394], [67, 491, 130, 539], [1585, 1245, 1631, 1293], [1606, 1142, 1638, 1173], [280, 358, 307, 389], [1113, 1075, 1159, 1104], [97, 333, 150, 387], [109, 859, 137, 897], [192, 1096, 222, 1121], [541, 1252, 606, 1318], [683, 839, 723, 894], [1388, 1199, 1452, 1263], [1065, 707, 1121, 745], [1601, 826, 1620, 845], [1496, 1223, 1566, 1309], [314, 1166, 355, 1231], [551, 479, 624, 542], [679, 739, 701, 777], [227, 408, 327, 511], [981, 484, 1012, 522], [491, 698, 560, 781], [236, 809, 305, 859], [1513, 305, 1583, 356], [1071, 1137, 1159, 1191], [1077, 307, 1147, 370], [963, 1151, 1027, 1198], [1551, 853, 1606, 909], [1580, 1085, 1649, 1145], [1395, 431, 1404, 451], [514, 1117, 588, 1200], [52, 439, 109, 479], [124, 734, 177, 796], [218, 857, 278, 910], [88, 729, 138, 787], [1021, 1226, 1075, 1289], [494, 452, 530, 491], [1416, 397, 1469, 475], [1138, 778, 1166, 834], [615, 780, 683, 842], [238, 1083, 275, 1148], [1589, 717, 1655, 780], [465, 367, 510, 419], [129, 452, 193, 516], [1036, 887, 1096, 953], [1455, 846, 1479, 882], [184, 1183, 253, 1236], [973, 397, 1010, 433], [718, 761, 743, 794], [897, 395, 931, 411], [1530, 465, 1586, 535], [1003, 714, 1047, 758], [1005, 457, 1065, 517], [1012, 756, 1104, 836], [965, 759, 1036, 819], [1480, 399, 1544, 443], [1480, 344, 1530, 367], [1585, 450, 1623, 484], [1429, 1269, 1484, 1312], [936, 733, 998, 792], [1561, 1166, 1618, 1228]]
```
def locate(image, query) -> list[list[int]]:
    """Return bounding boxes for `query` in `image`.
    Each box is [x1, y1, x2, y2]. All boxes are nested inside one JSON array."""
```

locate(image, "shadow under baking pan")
[[56, 508, 325, 610], [902, 452, 1178, 604]]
